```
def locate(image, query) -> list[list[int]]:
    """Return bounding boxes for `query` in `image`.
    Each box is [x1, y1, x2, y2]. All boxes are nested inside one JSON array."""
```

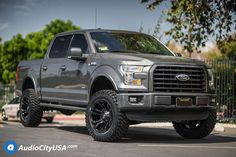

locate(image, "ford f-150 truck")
[[16, 29, 216, 142]]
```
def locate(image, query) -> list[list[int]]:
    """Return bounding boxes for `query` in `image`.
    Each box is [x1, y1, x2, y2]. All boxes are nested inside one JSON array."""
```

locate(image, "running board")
[[40, 103, 86, 111]]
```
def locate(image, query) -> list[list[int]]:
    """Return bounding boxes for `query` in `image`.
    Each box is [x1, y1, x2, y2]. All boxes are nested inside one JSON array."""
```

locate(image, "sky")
[[0, 0, 172, 42]]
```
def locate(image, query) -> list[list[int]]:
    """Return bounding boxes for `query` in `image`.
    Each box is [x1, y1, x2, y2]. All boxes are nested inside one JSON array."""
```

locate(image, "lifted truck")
[[16, 29, 216, 142]]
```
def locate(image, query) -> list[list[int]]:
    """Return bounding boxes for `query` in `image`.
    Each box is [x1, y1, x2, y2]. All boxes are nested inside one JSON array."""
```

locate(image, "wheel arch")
[[89, 75, 118, 98], [89, 65, 121, 98], [22, 76, 37, 94]]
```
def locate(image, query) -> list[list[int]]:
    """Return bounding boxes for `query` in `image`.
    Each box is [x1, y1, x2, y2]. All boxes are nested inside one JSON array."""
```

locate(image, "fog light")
[[129, 96, 143, 103], [129, 97, 137, 103], [211, 98, 216, 103]]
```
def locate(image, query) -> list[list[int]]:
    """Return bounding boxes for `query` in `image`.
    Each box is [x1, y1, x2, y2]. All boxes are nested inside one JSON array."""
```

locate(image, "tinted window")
[[90, 32, 173, 56], [49, 35, 72, 58], [70, 34, 88, 53], [9, 97, 19, 104], [15, 97, 20, 104], [9, 99, 15, 104]]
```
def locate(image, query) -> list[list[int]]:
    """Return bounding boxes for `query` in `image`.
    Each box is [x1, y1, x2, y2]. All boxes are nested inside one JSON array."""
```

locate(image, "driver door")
[[58, 33, 90, 106]]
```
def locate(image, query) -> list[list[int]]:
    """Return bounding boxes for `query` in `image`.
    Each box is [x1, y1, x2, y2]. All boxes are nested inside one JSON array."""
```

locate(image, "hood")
[[100, 53, 205, 66]]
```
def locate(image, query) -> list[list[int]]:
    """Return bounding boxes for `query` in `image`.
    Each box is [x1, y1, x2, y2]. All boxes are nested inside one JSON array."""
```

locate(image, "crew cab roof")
[[55, 29, 144, 37]]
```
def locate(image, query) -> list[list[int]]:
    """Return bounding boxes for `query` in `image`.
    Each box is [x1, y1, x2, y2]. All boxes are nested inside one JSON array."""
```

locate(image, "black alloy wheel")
[[20, 95, 30, 122], [86, 90, 129, 142], [89, 98, 113, 133]]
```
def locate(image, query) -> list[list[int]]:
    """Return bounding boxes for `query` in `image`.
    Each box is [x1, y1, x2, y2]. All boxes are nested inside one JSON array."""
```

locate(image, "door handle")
[[42, 65, 48, 71], [60, 65, 66, 71]]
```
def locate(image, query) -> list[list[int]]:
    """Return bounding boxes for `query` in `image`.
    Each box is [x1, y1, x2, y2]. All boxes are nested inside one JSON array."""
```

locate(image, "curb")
[[54, 115, 85, 121]]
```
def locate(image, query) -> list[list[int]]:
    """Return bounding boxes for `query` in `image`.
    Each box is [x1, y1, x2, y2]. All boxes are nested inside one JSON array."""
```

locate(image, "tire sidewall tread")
[[20, 89, 43, 127], [173, 110, 217, 139], [86, 90, 129, 142]]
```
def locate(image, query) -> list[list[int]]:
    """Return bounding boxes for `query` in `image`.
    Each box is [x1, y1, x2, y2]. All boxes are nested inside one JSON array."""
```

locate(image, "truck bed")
[[16, 59, 43, 96]]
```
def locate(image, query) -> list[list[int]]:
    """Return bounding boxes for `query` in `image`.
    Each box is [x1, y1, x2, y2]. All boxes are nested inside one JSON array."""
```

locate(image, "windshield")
[[90, 32, 174, 56]]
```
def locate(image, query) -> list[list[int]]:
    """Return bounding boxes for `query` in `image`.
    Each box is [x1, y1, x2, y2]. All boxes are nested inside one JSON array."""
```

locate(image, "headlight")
[[207, 68, 214, 89], [120, 65, 149, 86], [121, 65, 144, 73]]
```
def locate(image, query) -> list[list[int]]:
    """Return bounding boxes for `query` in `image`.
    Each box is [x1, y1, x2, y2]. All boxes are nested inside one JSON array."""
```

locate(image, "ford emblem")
[[176, 74, 190, 81]]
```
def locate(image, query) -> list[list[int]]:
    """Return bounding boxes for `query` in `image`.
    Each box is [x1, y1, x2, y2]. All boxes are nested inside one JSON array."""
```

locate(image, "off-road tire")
[[20, 89, 43, 127], [172, 110, 216, 139], [86, 90, 129, 142]]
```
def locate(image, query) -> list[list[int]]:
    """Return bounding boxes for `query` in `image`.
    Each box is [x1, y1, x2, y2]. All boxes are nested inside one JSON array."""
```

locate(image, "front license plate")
[[176, 97, 192, 107]]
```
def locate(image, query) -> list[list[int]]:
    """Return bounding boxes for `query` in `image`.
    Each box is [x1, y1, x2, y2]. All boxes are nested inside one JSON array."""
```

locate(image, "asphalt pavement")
[[0, 116, 236, 157]]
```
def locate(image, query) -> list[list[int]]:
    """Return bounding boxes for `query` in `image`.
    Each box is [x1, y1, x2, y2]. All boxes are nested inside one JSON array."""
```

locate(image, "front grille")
[[153, 65, 206, 92]]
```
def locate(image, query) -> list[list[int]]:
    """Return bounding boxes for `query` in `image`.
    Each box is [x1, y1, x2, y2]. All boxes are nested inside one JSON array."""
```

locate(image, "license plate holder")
[[176, 97, 193, 107]]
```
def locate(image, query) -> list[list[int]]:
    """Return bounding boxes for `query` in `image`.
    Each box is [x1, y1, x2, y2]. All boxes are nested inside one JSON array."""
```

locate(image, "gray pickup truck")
[[16, 29, 216, 142]]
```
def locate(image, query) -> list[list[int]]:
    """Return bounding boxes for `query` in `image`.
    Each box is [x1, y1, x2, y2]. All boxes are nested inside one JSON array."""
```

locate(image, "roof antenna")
[[95, 8, 97, 29]]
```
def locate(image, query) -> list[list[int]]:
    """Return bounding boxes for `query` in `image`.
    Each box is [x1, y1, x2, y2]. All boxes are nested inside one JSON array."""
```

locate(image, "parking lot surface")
[[0, 117, 236, 157]]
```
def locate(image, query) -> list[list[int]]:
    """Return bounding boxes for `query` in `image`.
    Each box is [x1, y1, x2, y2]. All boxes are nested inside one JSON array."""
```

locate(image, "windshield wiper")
[[144, 51, 166, 55], [108, 50, 141, 54], [145, 51, 174, 56]]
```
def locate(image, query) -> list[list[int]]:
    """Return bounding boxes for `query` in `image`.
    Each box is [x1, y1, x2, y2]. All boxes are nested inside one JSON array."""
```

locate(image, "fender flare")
[[22, 71, 38, 95], [89, 65, 121, 97]]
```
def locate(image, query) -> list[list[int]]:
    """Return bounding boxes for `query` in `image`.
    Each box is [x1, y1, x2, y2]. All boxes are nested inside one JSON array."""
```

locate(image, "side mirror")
[[68, 47, 86, 60]]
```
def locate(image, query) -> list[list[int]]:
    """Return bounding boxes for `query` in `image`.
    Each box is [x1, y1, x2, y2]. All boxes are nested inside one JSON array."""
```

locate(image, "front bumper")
[[117, 92, 216, 121]]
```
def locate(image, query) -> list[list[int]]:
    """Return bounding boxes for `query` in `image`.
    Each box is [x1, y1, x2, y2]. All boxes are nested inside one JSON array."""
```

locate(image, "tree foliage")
[[141, 0, 236, 56], [0, 34, 28, 83], [27, 19, 80, 60], [0, 19, 80, 84], [219, 33, 236, 58], [0, 37, 3, 82], [153, 14, 164, 40]]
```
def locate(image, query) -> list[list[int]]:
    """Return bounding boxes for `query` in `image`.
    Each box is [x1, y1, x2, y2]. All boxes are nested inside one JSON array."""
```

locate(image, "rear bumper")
[[117, 92, 216, 121]]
